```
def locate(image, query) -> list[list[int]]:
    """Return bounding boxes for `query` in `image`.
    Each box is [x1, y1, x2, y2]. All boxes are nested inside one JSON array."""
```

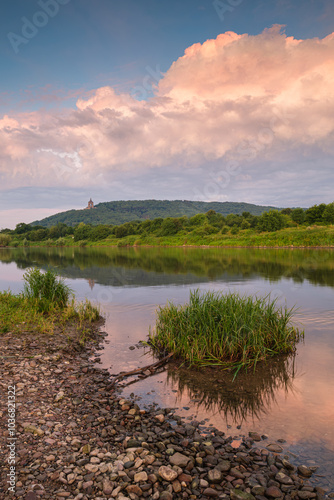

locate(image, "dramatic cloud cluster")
[[1, 26, 334, 215]]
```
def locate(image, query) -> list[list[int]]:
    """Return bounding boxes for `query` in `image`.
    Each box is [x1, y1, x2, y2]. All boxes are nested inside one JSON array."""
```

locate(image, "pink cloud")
[[0, 26, 334, 192]]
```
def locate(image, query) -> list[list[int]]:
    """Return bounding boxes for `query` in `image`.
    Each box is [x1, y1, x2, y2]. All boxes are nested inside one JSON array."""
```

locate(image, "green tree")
[[241, 219, 251, 230], [281, 208, 293, 215], [226, 214, 242, 227], [74, 223, 92, 241], [322, 203, 334, 224], [257, 210, 286, 232], [14, 223, 33, 234], [159, 218, 185, 236], [305, 204, 326, 224], [291, 208, 305, 225], [90, 225, 112, 241], [188, 214, 206, 227], [49, 226, 61, 239]]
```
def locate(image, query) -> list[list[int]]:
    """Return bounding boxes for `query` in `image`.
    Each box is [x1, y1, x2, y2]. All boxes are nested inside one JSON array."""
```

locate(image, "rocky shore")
[[0, 326, 333, 500]]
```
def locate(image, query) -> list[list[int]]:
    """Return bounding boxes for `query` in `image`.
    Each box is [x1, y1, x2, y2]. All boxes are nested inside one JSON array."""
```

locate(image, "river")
[[1, 246, 333, 488]]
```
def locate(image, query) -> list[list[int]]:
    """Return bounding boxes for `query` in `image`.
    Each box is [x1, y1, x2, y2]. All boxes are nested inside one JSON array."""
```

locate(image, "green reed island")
[[148, 290, 303, 374]]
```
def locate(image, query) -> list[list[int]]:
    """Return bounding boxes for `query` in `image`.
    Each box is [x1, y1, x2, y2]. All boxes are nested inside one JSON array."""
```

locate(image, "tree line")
[[0, 202, 333, 246]]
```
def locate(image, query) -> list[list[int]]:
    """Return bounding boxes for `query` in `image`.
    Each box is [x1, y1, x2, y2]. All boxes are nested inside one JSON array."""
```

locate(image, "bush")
[[322, 203, 334, 224], [291, 208, 305, 225], [149, 290, 303, 373], [159, 218, 184, 236], [241, 220, 251, 230], [22, 268, 72, 311], [74, 223, 92, 241], [56, 237, 66, 246], [193, 223, 217, 236], [257, 210, 286, 232], [305, 204, 327, 224], [0, 234, 11, 247], [188, 214, 206, 227]]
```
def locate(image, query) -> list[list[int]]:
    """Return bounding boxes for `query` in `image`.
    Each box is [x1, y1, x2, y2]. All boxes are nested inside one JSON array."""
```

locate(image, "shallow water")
[[1, 246, 334, 488]]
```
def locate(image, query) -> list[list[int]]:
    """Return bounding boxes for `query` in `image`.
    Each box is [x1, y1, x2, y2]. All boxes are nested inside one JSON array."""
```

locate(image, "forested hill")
[[31, 200, 279, 227]]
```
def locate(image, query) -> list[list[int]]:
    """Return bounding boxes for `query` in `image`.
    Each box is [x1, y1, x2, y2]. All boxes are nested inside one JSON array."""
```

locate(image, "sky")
[[0, 0, 334, 229]]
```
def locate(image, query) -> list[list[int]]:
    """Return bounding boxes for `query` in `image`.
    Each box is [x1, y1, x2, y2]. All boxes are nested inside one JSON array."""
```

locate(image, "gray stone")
[[275, 472, 294, 485], [24, 493, 38, 500], [103, 479, 114, 495], [298, 491, 317, 499], [208, 469, 222, 483], [266, 444, 283, 453], [249, 431, 262, 441], [126, 438, 141, 448], [203, 488, 219, 497], [266, 486, 284, 498], [298, 465, 313, 477], [160, 492, 173, 500], [169, 452, 190, 467], [230, 489, 256, 500], [252, 485, 266, 496], [216, 459, 231, 472], [158, 466, 178, 482], [134, 471, 148, 482]]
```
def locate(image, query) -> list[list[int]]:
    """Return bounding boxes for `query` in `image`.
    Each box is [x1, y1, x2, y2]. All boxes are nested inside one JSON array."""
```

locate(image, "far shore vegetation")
[[148, 290, 303, 375], [0, 268, 100, 344], [1, 202, 334, 249]]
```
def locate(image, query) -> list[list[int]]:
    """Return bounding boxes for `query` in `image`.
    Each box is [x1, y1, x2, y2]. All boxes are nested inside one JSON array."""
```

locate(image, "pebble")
[[1, 325, 333, 499]]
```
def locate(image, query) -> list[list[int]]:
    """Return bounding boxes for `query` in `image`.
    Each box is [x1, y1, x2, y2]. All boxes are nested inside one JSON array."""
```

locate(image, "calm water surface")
[[1, 246, 333, 488]]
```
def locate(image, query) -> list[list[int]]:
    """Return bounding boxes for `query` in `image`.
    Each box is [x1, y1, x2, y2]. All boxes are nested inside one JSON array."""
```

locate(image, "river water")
[[1, 246, 333, 488]]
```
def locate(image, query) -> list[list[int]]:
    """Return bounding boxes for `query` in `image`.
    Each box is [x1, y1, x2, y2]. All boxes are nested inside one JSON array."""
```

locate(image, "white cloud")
[[0, 26, 334, 213]]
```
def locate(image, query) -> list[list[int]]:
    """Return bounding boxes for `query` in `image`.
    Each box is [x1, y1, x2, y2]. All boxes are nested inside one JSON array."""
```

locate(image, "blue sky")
[[0, 0, 334, 227]]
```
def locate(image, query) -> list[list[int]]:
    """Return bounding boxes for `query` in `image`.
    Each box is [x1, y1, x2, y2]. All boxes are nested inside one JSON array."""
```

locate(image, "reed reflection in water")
[[166, 354, 299, 425]]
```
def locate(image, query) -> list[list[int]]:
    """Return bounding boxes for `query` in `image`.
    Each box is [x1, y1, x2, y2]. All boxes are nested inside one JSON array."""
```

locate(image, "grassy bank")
[[107, 225, 334, 248], [4, 225, 334, 249], [0, 268, 100, 344], [148, 290, 303, 373]]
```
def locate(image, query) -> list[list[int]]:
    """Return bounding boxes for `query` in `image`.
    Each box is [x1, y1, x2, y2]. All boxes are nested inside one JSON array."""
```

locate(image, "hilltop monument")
[[86, 198, 95, 209]]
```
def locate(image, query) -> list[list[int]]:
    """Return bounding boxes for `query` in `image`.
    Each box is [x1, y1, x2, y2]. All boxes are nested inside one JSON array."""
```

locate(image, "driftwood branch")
[[110, 352, 174, 387]]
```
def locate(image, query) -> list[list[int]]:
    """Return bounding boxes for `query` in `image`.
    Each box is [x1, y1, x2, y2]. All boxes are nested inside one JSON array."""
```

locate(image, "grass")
[[0, 268, 101, 344], [8, 225, 334, 249], [22, 267, 72, 311], [148, 289, 303, 374], [0, 234, 11, 247]]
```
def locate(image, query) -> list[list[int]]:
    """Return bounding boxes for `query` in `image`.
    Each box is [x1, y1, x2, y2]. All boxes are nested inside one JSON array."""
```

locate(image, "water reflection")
[[166, 354, 298, 424], [0, 246, 334, 288], [1, 246, 334, 487]]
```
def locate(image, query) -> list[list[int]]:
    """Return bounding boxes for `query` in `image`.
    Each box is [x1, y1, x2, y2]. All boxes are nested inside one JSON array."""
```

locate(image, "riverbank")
[[3, 225, 334, 250], [1, 324, 332, 499]]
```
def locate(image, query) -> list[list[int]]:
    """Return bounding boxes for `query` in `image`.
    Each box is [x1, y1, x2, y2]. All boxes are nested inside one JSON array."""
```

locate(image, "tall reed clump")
[[23, 267, 72, 311], [149, 290, 303, 373], [1, 268, 100, 339]]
